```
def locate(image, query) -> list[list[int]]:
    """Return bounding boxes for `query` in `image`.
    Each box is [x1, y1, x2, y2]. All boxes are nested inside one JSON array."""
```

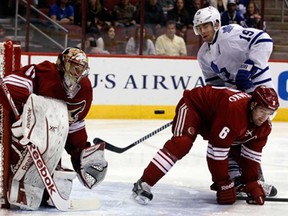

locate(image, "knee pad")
[[164, 136, 194, 160]]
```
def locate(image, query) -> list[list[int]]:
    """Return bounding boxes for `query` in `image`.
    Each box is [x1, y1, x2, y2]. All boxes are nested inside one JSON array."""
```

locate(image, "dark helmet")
[[251, 86, 279, 111]]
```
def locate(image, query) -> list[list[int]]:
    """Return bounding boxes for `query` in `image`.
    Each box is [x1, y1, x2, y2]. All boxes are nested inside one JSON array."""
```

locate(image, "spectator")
[[74, 0, 112, 31], [155, 20, 187, 56], [167, 0, 193, 38], [221, 0, 246, 27], [185, 0, 202, 19], [87, 0, 112, 31], [245, 1, 261, 29], [236, 0, 250, 16], [136, 0, 166, 36], [205, 0, 228, 14], [111, 0, 137, 27], [48, 0, 74, 24], [102, 26, 122, 54], [158, 0, 175, 14], [125, 26, 156, 55], [76, 33, 108, 54]]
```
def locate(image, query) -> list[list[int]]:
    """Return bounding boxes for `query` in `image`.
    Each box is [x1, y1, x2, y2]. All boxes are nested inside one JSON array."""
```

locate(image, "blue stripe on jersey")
[[255, 38, 273, 44], [251, 66, 269, 79], [249, 31, 264, 49], [249, 31, 265, 49], [253, 78, 272, 85]]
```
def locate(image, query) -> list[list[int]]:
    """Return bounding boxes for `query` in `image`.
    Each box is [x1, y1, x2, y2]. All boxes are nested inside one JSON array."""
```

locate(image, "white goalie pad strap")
[[11, 118, 23, 138], [78, 142, 108, 189]]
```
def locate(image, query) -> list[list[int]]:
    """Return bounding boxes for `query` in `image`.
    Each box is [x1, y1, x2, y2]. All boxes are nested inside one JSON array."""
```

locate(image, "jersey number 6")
[[219, 126, 230, 139]]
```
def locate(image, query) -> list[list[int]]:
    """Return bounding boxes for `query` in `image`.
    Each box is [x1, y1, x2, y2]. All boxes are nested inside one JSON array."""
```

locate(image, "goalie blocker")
[[7, 94, 108, 210]]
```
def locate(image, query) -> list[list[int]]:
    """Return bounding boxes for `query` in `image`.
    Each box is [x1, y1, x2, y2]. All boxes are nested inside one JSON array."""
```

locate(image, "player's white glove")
[[77, 142, 108, 189]]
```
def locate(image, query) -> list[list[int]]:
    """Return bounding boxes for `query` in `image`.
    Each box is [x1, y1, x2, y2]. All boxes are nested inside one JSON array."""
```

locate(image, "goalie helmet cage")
[[0, 40, 21, 208]]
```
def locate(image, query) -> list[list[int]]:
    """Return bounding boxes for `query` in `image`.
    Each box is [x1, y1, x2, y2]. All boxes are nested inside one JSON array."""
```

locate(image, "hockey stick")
[[237, 196, 288, 202], [93, 121, 173, 153], [0, 78, 70, 211]]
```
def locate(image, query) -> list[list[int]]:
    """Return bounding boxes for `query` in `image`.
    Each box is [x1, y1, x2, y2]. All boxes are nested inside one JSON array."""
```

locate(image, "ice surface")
[[1, 120, 287, 216]]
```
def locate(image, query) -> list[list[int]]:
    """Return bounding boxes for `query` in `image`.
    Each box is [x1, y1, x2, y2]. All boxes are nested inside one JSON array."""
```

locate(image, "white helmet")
[[193, 6, 221, 35], [56, 47, 90, 98]]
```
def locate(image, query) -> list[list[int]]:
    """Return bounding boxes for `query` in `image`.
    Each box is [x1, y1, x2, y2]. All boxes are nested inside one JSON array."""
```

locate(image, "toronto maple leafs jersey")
[[197, 24, 274, 93]]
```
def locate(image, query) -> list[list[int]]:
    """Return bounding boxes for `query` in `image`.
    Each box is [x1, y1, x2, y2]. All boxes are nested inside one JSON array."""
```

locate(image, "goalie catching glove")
[[76, 142, 108, 189]]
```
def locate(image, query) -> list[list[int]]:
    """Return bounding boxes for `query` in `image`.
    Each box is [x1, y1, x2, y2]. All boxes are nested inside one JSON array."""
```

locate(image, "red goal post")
[[0, 40, 21, 208]]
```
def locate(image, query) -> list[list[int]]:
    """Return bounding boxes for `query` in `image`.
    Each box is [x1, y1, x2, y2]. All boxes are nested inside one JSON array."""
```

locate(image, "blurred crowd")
[[1, 0, 263, 56]]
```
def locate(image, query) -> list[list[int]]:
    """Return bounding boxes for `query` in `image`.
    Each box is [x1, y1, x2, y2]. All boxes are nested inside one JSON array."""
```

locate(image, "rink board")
[[22, 54, 288, 121], [86, 105, 287, 121]]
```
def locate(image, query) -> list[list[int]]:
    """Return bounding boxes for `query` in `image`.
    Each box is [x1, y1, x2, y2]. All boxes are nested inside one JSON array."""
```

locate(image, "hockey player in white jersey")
[[192, 6, 277, 196], [193, 6, 274, 93]]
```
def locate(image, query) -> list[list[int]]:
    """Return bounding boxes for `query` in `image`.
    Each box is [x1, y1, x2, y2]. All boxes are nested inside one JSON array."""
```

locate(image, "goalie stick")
[[93, 121, 173, 153], [237, 196, 288, 202], [0, 78, 70, 211]]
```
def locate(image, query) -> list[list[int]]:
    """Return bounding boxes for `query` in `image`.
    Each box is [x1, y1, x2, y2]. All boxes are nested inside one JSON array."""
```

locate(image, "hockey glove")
[[211, 180, 236, 204], [77, 142, 108, 189], [243, 181, 266, 205], [235, 59, 256, 90]]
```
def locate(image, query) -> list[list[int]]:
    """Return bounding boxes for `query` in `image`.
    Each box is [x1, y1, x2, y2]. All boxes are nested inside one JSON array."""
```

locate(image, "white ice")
[[1, 120, 287, 216]]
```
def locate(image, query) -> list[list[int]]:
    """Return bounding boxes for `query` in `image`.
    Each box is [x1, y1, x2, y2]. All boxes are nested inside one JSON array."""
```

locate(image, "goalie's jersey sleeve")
[[183, 86, 271, 184], [197, 24, 273, 92], [0, 60, 92, 157]]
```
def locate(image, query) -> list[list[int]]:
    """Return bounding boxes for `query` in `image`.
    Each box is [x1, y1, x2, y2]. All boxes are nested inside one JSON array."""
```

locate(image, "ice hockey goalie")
[[0, 47, 108, 210]]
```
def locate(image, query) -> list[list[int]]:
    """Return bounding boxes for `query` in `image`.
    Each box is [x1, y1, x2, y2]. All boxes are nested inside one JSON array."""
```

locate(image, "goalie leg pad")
[[8, 177, 44, 210], [8, 94, 69, 210], [20, 93, 69, 152]]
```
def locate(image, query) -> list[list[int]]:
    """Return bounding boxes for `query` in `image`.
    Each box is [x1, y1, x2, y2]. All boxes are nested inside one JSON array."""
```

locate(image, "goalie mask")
[[193, 6, 221, 36], [57, 47, 90, 99]]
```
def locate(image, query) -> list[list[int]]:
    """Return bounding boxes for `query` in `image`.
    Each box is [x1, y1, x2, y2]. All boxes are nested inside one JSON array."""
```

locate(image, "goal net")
[[0, 40, 21, 208]]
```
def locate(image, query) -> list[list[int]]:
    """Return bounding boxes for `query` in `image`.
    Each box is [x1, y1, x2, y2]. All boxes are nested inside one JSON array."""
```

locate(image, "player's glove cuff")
[[236, 59, 255, 90]]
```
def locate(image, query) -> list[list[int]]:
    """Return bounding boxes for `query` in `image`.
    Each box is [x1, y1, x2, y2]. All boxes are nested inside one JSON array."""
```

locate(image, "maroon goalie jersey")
[[0, 60, 92, 162], [183, 86, 272, 184]]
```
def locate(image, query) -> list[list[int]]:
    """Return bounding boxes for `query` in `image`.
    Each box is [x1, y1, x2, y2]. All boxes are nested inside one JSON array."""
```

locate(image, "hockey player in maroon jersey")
[[132, 85, 279, 205], [0, 47, 107, 209]]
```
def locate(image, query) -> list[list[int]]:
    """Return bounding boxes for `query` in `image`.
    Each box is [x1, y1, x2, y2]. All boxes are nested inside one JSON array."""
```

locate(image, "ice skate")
[[132, 179, 153, 205], [259, 181, 277, 197]]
